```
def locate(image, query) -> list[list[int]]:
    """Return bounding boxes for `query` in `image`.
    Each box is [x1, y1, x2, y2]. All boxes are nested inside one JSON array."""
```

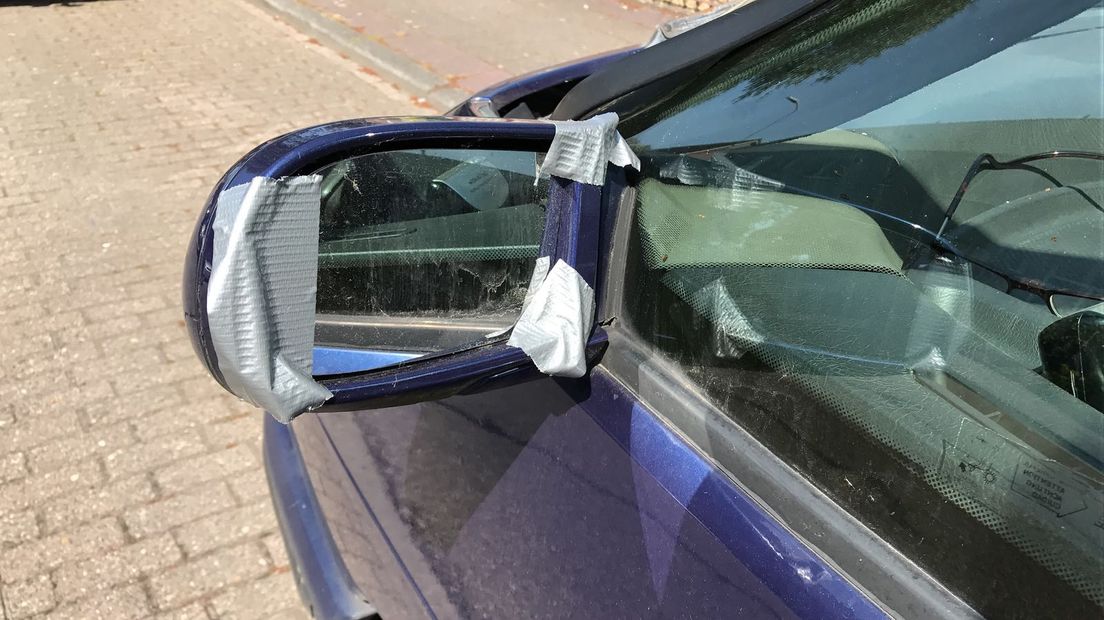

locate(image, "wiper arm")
[[935, 150, 1104, 241]]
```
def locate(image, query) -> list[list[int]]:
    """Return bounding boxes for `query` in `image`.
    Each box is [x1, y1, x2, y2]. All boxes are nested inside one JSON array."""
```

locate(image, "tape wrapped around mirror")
[[207, 175, 332, 423], [540, 112, 640, 186], [507, 258, 595, 378]]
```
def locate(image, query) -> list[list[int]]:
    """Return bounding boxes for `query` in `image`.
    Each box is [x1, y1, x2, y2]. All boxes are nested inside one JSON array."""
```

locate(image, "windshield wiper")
[[935, 150, 1104, 241]]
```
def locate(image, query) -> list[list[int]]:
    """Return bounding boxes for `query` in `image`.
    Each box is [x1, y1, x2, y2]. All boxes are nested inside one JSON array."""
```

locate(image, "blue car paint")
[[186, 60, 889, 620], [264, 414, 380, 620], [295, 366, 885, 619]]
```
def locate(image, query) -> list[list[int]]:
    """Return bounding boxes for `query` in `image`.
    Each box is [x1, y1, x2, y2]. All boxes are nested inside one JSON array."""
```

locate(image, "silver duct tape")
[[208, 176, 332, 423], [540, 113, 641, 186], [507, 258, 595, 377]]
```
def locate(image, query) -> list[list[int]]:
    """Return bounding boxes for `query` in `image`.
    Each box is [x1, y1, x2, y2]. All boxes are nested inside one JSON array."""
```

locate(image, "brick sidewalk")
[[0, 0, 670, 617], [0, 1, 419, 618], [255, 0, 678, 108]]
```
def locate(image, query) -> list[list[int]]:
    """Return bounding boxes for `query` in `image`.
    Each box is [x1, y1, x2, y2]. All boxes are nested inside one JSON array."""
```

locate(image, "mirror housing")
[[182, 117, 559, 416], [1039, 310, 1104, 412]]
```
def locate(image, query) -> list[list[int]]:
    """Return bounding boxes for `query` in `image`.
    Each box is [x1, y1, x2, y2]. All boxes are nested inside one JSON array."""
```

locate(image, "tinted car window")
[[620, 0, 1103, 616]]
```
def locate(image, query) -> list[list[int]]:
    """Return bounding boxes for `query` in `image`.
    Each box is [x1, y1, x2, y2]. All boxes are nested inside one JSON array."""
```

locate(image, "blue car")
[[183, 0, 1104, 617]]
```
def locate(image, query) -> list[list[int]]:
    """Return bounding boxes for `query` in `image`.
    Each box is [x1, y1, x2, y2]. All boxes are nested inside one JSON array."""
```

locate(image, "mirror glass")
[[312, 148, 549, 374]]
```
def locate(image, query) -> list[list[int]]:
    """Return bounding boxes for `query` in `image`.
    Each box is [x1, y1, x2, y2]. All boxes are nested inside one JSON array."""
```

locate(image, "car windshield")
[[619, 0, 1103, 615]]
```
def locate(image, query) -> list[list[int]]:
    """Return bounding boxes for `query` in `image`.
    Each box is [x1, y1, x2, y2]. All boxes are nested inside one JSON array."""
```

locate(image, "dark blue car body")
[[240, 64, 899, 620], [184, 0, 1104, 617], [226, 46, 897, 618]]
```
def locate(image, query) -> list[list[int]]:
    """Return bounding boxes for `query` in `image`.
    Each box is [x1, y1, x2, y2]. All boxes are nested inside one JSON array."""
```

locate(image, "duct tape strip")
[[507, 258, 595, 377], [539, 112, 640, 186], [207, 175, 333, 423]]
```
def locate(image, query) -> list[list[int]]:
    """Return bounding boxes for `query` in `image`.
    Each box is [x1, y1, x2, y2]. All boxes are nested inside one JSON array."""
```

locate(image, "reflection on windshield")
[[847, 7, 1104, 127], [628, 0, 1099, 150]]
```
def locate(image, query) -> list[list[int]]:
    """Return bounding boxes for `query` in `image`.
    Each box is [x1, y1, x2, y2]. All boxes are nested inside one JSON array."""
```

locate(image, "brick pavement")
[[0, 0, 667, 617], [275, 0, 677, 105], [0, 1, 420, 618]]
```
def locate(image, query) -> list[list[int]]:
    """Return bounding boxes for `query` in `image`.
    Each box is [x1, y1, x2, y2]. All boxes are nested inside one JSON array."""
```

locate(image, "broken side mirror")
[[183, 115, 634, 422]]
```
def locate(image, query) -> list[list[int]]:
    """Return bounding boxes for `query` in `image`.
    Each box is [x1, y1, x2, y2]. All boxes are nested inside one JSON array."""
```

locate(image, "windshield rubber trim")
[[549, 0, 831, 121]]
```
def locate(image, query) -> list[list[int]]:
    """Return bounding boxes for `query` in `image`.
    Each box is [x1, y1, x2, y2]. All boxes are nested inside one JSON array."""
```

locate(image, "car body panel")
[[292, 367, 885, 619], [265, 415, 382, 620]]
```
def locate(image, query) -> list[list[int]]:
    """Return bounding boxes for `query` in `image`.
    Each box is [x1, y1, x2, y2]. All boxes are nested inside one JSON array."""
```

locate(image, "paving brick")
[[104, 428, 207, 479], [3, 574, 56, 619], [41, 474, 156, 533], [84, 384, 183, 427], [148, 543, 271, 609], [0, 331, 53, 369], [152, 603, 211, 620], [2, 410, 82, 454], [0, 0, 450, 614], [209, 572, 303, 620], [252, 609, 312, 620], [0, 460, 103, 516], [54, 534, 183, 602], [79, 346, 164, 384], [261, 533, 291, 570], [159, 338, 199, 364], [173, 501, 277, 558], [207, 414, 264, 449], [83, 296, 167, 324], [29, 381, 115, 420], [27, 421, 136, 474], [227, 469, 271, 504], [112, 358, 208, 396], [0, 301, 45, 326], [136, 393, 258, 438], [0, 450, 27, 483], [45, 583, 151, 620], [53, 315, 142, 349], [154, 445, 258, 495], [123, 483, 237, 539], [0, 509, 39, 547], [0, 517, 126, 584]]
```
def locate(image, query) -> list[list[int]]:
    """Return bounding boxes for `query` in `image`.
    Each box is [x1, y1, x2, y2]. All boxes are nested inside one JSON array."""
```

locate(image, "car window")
[[619, 0, 1103, 616], [313, 148, 548, 357]]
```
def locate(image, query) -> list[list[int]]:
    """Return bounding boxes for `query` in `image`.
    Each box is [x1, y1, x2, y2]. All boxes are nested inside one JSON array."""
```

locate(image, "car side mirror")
[[183, 116, 631, 422], [1039, 310, 1104, 412]]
